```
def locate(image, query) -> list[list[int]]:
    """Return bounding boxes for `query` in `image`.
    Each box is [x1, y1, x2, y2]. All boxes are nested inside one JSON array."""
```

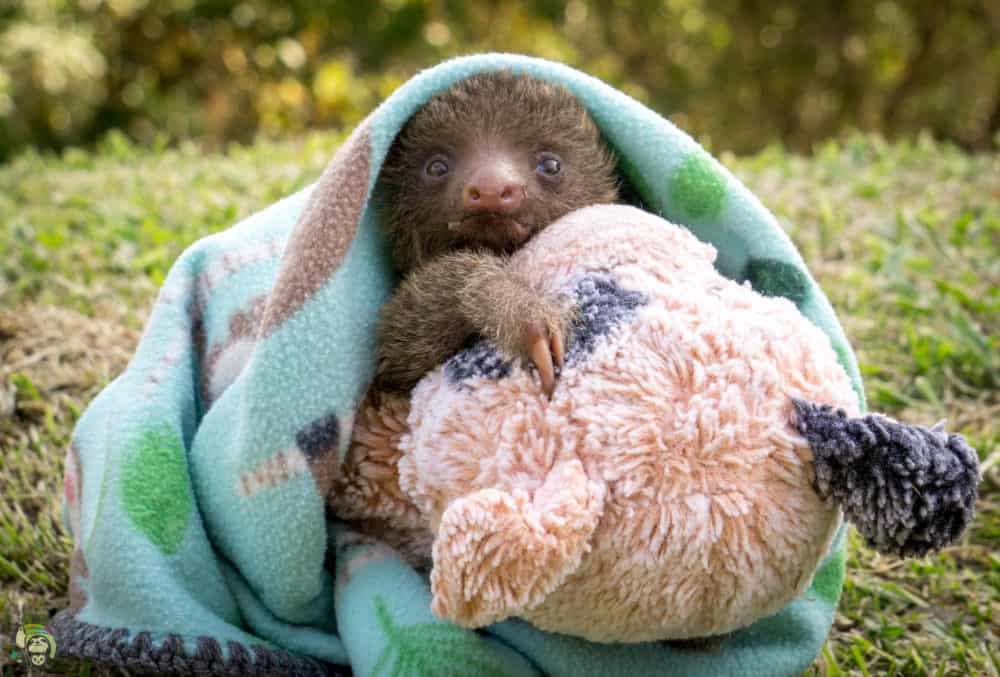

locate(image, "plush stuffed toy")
[[328, 203, 980, 643]]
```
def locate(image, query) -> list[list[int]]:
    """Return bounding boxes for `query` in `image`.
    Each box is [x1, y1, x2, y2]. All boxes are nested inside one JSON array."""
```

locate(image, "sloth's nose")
[[462, 163, 525, 214]]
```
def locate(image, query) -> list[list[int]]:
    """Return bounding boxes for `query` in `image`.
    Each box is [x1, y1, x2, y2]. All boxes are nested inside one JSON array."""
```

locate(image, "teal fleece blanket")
[[53, 54, 864, 676]]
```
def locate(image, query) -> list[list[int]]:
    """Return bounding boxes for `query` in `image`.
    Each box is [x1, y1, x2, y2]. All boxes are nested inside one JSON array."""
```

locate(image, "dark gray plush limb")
[[791, 398, 979, 557]]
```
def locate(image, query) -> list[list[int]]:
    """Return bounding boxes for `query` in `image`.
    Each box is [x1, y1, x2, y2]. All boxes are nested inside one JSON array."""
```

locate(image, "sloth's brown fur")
[[373, 70, 619, 392]]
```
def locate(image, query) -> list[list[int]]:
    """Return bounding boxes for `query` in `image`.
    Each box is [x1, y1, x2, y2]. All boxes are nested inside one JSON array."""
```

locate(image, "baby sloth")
[[374, 70, 619, 396]]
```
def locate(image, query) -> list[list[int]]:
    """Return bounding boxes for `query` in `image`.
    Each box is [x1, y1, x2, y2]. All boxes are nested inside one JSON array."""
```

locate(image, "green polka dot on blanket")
[[668, 152, 729, 220], [121, 425, 193, 555], [53, 53, 868, 677]]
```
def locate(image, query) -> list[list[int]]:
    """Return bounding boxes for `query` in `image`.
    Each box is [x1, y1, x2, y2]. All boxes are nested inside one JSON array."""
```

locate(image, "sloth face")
[[26, 635, 52, 666]]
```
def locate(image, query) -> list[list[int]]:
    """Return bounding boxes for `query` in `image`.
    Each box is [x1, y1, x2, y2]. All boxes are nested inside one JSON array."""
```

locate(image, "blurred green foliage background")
[[2, 0, 999, 162]]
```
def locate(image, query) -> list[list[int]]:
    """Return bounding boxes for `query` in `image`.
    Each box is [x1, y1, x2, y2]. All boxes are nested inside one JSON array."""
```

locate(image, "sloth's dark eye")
[[425, 156, 450, 178], [536, 154, 562, 177]]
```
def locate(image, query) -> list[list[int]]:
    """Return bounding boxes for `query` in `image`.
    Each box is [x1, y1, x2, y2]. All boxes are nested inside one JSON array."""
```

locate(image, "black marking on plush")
[[742, 258, 810, 306], [444, 340, 514, 384], [792, 398, 979, 557], [295, 413, 340, 461], [444, 274, 647, 386], [564, 274, 647, 366]]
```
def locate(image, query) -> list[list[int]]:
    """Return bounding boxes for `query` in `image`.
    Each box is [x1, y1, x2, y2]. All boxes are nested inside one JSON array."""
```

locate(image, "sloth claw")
[[525, 320, 563, 398]]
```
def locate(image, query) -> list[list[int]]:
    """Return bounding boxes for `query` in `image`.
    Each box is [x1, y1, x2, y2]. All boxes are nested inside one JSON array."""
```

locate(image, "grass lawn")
[[1, 130, 997, 676]]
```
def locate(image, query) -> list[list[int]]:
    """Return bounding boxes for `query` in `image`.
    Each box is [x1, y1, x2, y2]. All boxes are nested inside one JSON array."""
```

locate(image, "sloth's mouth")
[[449, 214, 534, 253]]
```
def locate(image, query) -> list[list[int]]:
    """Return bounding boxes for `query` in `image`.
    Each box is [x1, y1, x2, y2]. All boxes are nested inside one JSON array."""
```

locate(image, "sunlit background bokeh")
[[2, 0, 999, 161]]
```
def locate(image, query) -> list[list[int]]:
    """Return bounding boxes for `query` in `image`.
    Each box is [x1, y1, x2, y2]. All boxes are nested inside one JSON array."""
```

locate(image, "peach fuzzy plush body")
[[330, 203, 861, 642]]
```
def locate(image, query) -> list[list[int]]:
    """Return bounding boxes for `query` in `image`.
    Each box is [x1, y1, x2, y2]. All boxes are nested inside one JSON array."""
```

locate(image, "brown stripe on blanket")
[[236, 448, 310, 498], [260, 121, 373, 336], [68, 547, 90, 615], [144, 278, 208, 401], [198, 239, 285, 299], [63, 443, 83, 541], [200, 295, 268, 408]]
